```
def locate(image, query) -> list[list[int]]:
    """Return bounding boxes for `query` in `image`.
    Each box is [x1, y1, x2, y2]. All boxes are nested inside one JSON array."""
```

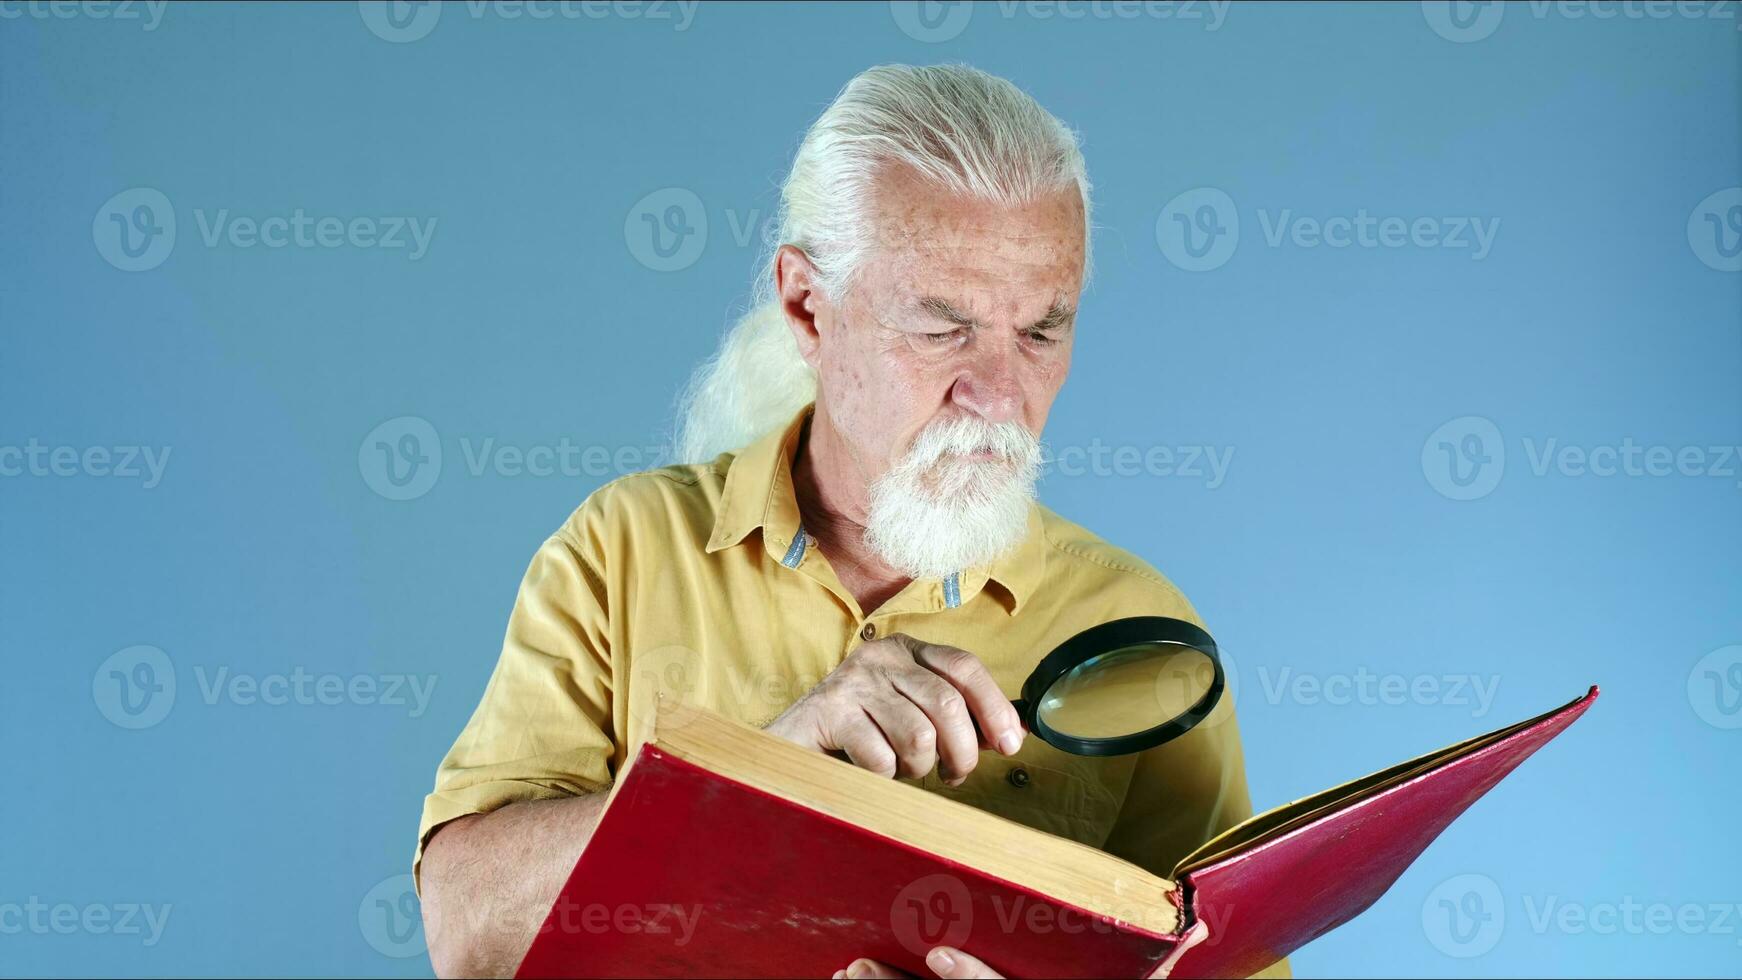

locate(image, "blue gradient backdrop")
[[2, 2, 1738, 976]]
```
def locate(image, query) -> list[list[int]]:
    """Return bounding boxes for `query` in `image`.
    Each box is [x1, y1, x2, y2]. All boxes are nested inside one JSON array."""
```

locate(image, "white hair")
[[673, 63, 1092, 463]]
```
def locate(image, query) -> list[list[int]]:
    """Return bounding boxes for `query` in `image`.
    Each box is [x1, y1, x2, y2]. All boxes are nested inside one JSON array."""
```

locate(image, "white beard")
[[863, 415, 1042, 581]]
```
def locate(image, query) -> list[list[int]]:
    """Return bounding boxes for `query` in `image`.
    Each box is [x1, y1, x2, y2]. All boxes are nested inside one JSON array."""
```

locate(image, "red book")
[[515, 688, 1597, 979]]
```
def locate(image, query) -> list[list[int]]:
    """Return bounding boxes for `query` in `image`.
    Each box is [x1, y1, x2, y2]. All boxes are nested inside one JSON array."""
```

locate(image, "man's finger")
[[828, 709, 899, 779], [835, 957, 910, 979], [861, 691, 939, 780], [888, 667, 978, 784], [910, 642, 1024, 757], [926, 947, 1003, 979]]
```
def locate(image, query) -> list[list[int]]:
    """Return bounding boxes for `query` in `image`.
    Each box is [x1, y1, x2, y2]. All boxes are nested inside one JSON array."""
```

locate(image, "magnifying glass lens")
[[1035, 642, 1218, 741]]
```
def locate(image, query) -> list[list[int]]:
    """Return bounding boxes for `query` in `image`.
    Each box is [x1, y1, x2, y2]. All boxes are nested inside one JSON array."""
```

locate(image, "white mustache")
[[902, 416, 1039, 471]]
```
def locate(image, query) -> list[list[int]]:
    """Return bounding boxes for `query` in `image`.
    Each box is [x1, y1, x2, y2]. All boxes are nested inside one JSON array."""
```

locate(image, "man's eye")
[[920, 329, 965, 345], [1024, 330, 1058, 346]]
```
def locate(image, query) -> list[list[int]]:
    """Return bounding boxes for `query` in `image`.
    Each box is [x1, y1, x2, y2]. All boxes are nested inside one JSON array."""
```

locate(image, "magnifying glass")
[[1007, 616, 1226, 757]]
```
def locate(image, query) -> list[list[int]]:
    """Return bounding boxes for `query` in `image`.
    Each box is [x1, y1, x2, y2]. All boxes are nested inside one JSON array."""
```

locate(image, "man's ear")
[[774, 244, 825, 370]]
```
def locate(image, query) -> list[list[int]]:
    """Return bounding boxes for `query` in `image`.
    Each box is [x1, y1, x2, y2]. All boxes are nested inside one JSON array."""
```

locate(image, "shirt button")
[[1007, 767, 1031, 789], [860, 623, 877, 641]]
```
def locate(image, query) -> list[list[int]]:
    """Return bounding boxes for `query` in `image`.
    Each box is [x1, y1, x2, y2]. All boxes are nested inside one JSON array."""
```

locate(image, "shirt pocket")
[[916, 752, 1124, 848]]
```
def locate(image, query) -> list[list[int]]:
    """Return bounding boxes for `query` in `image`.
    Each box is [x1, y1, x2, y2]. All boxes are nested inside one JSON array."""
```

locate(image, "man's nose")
[[951, 344, 1022, 424]]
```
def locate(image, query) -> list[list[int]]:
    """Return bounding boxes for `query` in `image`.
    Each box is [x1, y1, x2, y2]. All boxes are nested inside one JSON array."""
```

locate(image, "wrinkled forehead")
[[860, 166, 1087, 303]]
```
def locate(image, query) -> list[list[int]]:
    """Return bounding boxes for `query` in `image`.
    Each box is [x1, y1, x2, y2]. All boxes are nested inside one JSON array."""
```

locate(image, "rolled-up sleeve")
[[412, 529, 615, 890]]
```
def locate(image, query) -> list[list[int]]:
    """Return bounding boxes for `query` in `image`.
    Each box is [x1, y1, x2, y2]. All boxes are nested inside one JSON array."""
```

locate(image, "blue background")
[[3, 1, 1738, 976]]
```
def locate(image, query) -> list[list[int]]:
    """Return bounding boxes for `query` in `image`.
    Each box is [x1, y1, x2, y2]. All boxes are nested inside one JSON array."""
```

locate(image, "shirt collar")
[[706, 404, 811, 565], [706, 403, 1045, 615]]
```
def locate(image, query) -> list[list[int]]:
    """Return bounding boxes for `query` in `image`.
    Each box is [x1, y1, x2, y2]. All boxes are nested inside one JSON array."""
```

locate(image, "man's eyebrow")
[[917, 296, 979, 328], [915, 297, 1077, 332], [1031, 301, 1077, 333]]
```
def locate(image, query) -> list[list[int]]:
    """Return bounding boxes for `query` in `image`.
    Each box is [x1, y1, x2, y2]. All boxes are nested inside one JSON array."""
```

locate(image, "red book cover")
[[1165, 686, 1598, 978], [515, 688, 1596, 979]]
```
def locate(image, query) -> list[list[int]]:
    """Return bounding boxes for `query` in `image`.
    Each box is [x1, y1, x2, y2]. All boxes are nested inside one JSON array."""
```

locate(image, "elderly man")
[[417, 64, 1284, 979]]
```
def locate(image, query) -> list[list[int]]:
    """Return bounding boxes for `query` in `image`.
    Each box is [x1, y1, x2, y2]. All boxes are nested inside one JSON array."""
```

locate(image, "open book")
[[515, 687, 1598, 979]]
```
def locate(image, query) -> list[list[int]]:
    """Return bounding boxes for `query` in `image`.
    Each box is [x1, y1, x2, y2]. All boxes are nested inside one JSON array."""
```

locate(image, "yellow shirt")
[[418, 405, 1275, 971]]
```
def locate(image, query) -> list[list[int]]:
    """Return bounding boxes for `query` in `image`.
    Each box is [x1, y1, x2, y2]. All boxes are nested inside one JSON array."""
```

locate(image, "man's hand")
[[765, 633, 1025, 785], [832, 947, 1005, 979]]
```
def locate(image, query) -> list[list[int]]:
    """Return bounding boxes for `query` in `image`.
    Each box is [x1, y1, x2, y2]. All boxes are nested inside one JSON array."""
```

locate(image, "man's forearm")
[[420, 793, 608, 978]]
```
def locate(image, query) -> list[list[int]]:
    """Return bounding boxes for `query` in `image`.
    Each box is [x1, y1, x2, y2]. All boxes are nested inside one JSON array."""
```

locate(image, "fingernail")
[[846, 962, 868, 979], [929, 948, 958, 972], [832, 972, 846, 980], [998, 729, 1022, 754]]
